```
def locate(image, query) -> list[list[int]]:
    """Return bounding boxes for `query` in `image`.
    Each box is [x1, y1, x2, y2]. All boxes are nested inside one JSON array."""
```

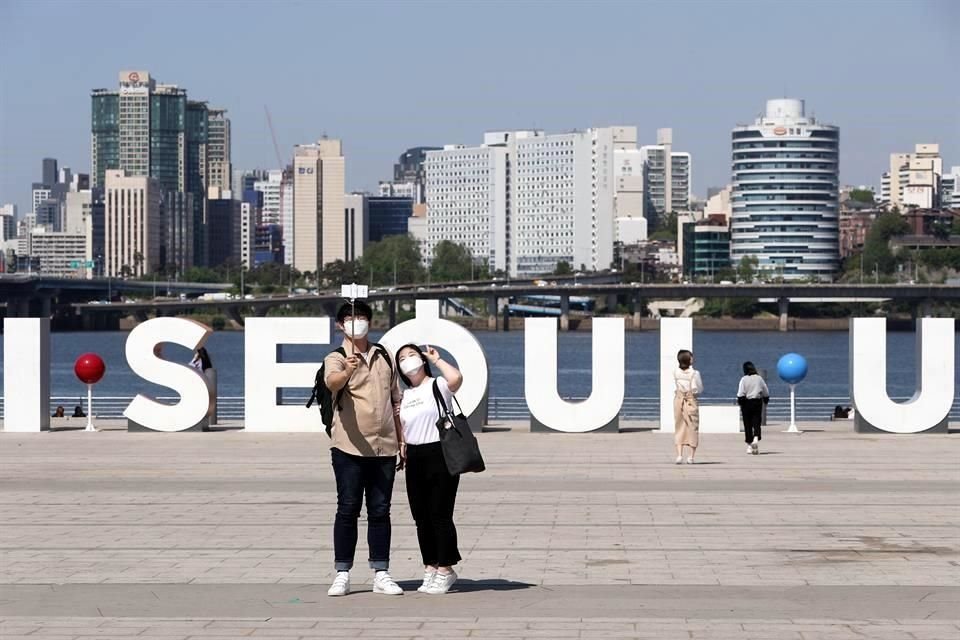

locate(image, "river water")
[[1, 328, 957, 421]]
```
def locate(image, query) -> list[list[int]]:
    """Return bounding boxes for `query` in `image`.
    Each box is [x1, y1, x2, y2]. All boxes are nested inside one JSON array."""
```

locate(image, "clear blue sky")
[[1, 0, 958, 215]]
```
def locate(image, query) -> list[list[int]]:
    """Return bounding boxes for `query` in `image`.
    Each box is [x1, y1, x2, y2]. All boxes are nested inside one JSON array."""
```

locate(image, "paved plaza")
[[1, 419, 958, 639]]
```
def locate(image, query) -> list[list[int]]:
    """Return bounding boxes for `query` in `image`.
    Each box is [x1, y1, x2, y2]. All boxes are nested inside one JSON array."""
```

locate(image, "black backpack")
[[306, 344, 393, 437]]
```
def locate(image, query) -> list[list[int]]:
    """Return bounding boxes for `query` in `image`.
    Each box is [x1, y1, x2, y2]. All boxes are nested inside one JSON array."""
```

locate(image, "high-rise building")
[[343, 193, 367, 261], [424, 142, 508, 271], [379, 147, 440, 204], [240, 190, 262, 269], [680, 218, 731, 278], [0, 204, 17, 243], [254, 170, 283, 225], [104, 170, 162, 277], [206, 108, 232, 192], [292, 139, 345, 273], [42, 158, 58, 187], [163, 191, 195, 275], [281, 169, 294, 266], [879, 144, 943, 209], [424, 127, 630, 276], [91, 71, 222, 266], [640, 128, 691, 226], [730, 98, 840, 280], [207, 194, 241, 268], [254, 224, 284, 266], [942, 166, 960, 209], [367, 196, 413, 244], [232, 168, 268, 200], [22, 228, 90, 278]]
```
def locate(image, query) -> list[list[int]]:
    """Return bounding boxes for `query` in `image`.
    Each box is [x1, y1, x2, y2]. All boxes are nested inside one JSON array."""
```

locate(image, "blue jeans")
[[331, 447, 396, 571]]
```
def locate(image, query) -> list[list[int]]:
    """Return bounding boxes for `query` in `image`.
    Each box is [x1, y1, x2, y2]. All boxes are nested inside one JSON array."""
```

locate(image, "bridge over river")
[[58, 282, 959, 332]]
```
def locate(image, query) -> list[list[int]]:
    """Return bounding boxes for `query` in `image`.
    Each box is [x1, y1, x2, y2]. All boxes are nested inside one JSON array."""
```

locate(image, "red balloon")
[[74, 353, 106, 384]]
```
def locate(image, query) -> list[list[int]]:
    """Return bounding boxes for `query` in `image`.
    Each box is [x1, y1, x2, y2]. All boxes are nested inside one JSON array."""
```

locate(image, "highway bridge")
[[63, 282, 959, 332]]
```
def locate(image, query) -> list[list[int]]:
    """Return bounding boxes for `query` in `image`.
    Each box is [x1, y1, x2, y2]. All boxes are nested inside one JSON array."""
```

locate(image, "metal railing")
[[4, 395, 958, 422]]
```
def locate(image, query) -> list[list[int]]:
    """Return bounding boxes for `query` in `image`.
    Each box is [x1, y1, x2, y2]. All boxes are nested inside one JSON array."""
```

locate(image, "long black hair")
[[196, 347, 213, 370], [395, 343, 434, 388], [742, 361, 758, 376]]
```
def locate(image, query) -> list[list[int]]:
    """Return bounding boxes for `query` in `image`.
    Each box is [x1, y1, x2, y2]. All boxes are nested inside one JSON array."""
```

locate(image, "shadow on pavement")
[[396, 578, 535, 592]]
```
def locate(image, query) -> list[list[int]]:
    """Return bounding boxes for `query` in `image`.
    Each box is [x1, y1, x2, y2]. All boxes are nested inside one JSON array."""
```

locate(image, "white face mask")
[[399, 356, 424, 375], [343, 319, 369, 339]]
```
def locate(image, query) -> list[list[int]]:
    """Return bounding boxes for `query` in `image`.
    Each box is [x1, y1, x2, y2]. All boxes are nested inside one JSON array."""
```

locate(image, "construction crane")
[[264, 106, 285, 168]]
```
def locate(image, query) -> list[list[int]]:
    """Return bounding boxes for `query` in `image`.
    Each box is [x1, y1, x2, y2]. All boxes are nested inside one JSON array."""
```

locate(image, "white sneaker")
[[372, 570, 403, 595], [417, 569, 437, 593], [675, 456, 683, 465], [746, 445, 754, 454], [327, 571, 350, 596], [752, 436, 760, 445], [686, 457, 695, 465], [426, 569, 457, 594]]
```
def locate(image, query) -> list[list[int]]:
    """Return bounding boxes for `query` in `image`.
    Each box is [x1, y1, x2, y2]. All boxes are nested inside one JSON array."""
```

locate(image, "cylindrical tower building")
[[731, 99, 839, 280]]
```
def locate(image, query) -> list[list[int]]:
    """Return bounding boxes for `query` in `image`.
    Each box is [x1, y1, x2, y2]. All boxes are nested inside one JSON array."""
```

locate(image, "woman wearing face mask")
[[395, 343, 464, 595]]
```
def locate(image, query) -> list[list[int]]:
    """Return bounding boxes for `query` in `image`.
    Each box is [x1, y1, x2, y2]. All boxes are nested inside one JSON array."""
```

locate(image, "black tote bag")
[[432, 380, 486, 475]]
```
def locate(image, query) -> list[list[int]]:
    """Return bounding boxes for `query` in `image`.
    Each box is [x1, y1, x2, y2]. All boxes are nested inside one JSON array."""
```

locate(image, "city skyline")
[[1, 0, 958, 216]]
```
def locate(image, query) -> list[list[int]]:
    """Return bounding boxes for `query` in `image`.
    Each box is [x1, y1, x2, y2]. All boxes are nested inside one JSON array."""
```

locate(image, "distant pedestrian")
[[72, 405, 86, 418], [190, 347, 213, 372], [673, 350, 702, 464], [52, 405, 65, 418], [737, 361, 769, 455]]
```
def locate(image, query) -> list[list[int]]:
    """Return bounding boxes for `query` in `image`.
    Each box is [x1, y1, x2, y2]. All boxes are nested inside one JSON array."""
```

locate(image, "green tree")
[[181, 266, 223, 283], [321, 260, 364, 287], [649, 211, 679, 242], [737, 255, 759, 283], [849, 189, 875, 204], [362, 234, 425, 286], [553, 260, 573, 276], [430, 241, 475, 282], [861, 210, 910, 275]]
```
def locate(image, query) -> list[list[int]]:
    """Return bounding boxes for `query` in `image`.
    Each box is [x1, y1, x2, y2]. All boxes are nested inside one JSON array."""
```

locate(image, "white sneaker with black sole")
[[746, 445, 754, 454], [417, 570, 437, 593], [327, 571, 350, 597], [426, 569, 458, 594], [373, 570, 403, 595]]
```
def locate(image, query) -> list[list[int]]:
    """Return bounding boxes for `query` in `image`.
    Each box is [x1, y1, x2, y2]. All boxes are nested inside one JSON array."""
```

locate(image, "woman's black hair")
[[395, 343, 433, 388], [677, 350, 693, 370], [197, 347, 213, 370], [743, 361, 758, 376]]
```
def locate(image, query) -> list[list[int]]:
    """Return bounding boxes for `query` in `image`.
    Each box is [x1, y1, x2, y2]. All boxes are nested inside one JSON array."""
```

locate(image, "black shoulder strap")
[[432, 379, 449, 418], [370, 342, 393, 371], [333, 346, 348, 408]]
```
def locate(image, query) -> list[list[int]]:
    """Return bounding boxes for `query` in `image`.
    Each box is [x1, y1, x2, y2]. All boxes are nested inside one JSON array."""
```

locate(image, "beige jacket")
[[324, 340, 401, 457]]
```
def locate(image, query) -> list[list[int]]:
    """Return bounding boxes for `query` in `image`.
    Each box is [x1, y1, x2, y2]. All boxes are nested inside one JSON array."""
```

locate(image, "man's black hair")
[[336, 300, 373, 324]]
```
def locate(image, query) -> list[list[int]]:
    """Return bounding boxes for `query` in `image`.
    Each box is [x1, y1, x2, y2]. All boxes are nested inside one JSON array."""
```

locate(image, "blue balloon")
[[777, 353, 808, 384]]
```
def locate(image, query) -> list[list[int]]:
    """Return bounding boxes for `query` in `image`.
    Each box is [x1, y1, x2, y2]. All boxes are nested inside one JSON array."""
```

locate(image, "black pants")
[[331, 447, 396, 571], [405, 442, 461, 567], [741, 398, 764, 444]]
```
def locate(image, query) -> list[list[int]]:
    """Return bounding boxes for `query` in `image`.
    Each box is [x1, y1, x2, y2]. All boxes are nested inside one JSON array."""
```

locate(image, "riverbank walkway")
[[1, 420, 958, 639]]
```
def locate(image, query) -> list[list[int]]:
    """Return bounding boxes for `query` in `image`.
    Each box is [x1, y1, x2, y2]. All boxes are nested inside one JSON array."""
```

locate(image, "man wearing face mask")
[[323, 301, 404, 597]]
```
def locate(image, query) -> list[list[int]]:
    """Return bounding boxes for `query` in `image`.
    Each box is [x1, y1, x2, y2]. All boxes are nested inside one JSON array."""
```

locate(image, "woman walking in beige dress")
[[673, 350, 703, 464]]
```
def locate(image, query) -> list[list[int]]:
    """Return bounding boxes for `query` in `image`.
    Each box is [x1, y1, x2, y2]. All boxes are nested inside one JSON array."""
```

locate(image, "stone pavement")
[[1, 419, 958, 639]]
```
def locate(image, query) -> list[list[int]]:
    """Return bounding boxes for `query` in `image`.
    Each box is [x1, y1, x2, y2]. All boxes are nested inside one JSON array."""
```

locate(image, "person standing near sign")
[[737, 361, 769, 455], [673, 350, 703, 464], [324, 301, 404, 597], [395, 343, 464, 595]]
